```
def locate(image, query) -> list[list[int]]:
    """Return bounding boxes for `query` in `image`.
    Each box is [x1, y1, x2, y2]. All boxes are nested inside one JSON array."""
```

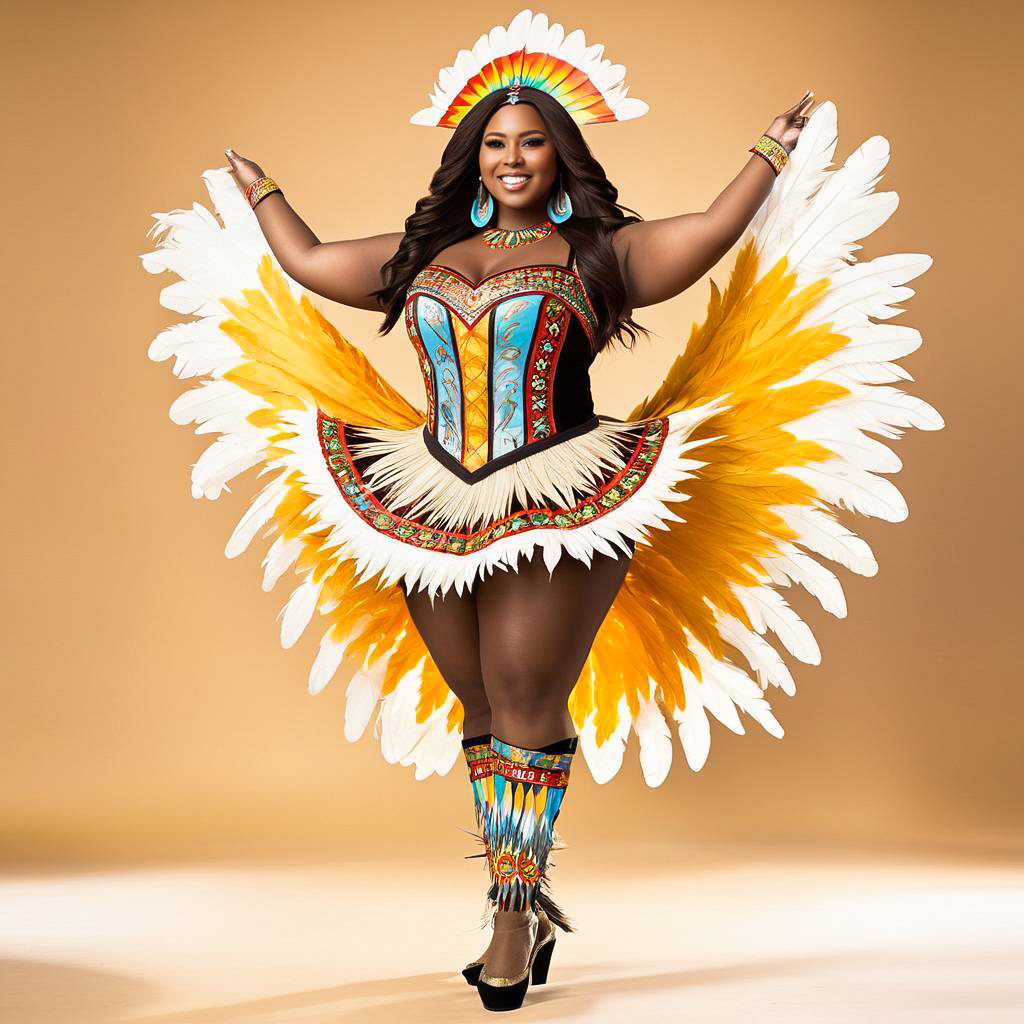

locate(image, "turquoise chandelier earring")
[[471, 176, 494, 228], [547, 175, 573, 224]]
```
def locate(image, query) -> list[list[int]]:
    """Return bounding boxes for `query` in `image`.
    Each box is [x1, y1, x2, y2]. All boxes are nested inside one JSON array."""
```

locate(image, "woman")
[[145, 9, 939, 1014], [226, 85, 810, 1001]]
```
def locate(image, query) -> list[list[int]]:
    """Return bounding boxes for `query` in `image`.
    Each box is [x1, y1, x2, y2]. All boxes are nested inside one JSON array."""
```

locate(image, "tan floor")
[[2, 854, 1022, 1023]]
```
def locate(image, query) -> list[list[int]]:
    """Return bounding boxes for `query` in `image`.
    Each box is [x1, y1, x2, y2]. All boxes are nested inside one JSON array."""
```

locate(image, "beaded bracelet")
[[749, 134, 790, 175], [244, 175, 281, 209]]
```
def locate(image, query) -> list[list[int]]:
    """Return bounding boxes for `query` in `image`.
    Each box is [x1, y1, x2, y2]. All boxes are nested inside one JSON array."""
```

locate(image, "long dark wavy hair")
[[373, 87, 648, 354]]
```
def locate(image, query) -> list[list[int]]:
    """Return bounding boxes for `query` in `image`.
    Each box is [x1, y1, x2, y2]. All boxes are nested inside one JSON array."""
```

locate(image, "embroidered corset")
[[404, 259, 599, 476]]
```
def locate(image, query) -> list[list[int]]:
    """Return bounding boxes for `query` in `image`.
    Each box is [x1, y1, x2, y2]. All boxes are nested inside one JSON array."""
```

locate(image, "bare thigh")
[[400, 583, 490, 729], [475, 545, 633, 747]]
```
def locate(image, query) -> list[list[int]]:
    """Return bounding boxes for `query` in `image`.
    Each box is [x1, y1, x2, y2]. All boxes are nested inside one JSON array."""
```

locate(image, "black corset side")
[[551, 313, 597, 432]]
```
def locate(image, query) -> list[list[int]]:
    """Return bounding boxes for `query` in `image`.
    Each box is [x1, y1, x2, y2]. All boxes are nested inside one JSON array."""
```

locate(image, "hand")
[[764, 91, 815, 154], [224, 148, 266, 193]]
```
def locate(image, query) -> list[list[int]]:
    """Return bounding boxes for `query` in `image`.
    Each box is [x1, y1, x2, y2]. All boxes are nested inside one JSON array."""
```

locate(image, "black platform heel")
[[463, 903, 554, 987], [462, 959, 485, 986], [476, 910, 544, 1012], [531, 933, 556, 985], [465, 936, 557, 990]]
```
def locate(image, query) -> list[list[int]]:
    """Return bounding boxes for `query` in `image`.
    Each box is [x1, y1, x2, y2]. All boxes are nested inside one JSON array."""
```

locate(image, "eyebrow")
[[484, 129, 547, 138]]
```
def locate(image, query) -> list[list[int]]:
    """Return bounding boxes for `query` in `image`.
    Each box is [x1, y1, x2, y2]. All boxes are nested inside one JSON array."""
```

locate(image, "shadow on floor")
[[1, 958, 159, 1023], [6, 950, 1021, 1023], [117, 954, 859, 1022]]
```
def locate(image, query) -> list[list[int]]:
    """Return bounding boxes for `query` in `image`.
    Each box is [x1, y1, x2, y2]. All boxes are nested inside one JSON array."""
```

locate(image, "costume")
[[141, 11, 942, 788], [142, 10, 942, 1003], [328, 247, 715, 596]]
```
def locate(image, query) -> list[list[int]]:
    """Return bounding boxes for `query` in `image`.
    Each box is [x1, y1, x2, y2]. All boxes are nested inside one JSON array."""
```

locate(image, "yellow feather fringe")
[[579, 242, 851, 744]]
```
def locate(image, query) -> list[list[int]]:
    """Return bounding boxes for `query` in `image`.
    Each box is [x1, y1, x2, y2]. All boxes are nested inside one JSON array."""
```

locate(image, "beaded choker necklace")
[[482, 218, 555, 249]]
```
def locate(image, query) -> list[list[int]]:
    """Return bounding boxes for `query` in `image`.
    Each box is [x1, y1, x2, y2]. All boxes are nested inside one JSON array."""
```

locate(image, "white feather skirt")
[[286, 395, 731, 599]]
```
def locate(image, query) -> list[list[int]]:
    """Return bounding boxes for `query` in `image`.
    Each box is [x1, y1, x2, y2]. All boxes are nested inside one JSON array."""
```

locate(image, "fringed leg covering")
[[462, 733, 498, 910], [534, 859, 574, 933], [485, 734, 578, 924]]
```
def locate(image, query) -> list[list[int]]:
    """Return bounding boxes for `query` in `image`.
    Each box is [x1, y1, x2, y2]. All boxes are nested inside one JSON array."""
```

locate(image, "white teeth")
[[500, 175, 529, 184]]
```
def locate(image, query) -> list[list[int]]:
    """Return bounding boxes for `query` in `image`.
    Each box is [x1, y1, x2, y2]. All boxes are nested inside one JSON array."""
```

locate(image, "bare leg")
[[401, 583, 491, 737], [477, 547, 633, 748], [401, 581, 502, 972], [475, 545, 633, 976]]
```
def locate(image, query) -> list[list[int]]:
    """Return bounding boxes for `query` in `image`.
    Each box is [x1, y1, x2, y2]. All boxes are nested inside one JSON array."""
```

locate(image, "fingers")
[[223, 147, 266, 192], [784, 90, 814, 116], [224, 149, 244, 190], [225, 147, 252, 170]]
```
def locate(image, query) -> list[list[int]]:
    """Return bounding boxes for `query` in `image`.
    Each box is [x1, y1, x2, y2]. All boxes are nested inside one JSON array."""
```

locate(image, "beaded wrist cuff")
[[749, 133, 789, 175], [244, 175, 281, 209]]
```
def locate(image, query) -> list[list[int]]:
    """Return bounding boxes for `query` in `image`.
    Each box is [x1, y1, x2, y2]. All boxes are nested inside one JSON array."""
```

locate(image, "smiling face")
[[478, 102, 559, 227]]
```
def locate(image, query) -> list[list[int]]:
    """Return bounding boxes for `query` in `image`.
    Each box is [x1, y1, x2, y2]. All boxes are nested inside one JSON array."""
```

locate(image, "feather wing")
[[145, 97, 943, 786], [142, 169, 463, 778], [573, 100, 944, 784]]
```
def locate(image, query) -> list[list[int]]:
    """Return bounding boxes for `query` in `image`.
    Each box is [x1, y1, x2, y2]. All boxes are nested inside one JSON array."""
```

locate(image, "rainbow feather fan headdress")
[[410, 8, 650, 129]]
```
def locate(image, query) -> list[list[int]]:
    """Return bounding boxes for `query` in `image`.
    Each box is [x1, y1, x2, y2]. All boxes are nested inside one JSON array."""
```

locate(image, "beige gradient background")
[[3, 0, 1021, 875]]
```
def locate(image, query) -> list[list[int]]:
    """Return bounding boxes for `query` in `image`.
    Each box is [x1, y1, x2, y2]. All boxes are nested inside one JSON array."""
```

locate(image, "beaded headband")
[[410, 8, 650, 129]]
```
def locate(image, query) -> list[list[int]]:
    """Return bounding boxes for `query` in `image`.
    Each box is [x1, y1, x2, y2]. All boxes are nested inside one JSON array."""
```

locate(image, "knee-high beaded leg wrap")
[[462, 733, 498, 893], [485, 734, 578, 914]]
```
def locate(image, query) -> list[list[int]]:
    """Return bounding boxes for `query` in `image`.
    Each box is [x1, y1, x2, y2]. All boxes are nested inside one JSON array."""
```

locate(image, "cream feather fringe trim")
[[282, 395, 731, 599], [348, 420, 642, 532]]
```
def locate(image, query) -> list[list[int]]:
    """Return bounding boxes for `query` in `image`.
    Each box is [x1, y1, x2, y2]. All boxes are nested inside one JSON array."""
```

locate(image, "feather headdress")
[[410, 8, 650, 129]]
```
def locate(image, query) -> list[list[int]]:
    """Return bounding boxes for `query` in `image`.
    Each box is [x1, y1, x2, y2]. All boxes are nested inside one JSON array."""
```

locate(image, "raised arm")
[[225, 149, 403, 311], [613, 92, 815, 309]]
